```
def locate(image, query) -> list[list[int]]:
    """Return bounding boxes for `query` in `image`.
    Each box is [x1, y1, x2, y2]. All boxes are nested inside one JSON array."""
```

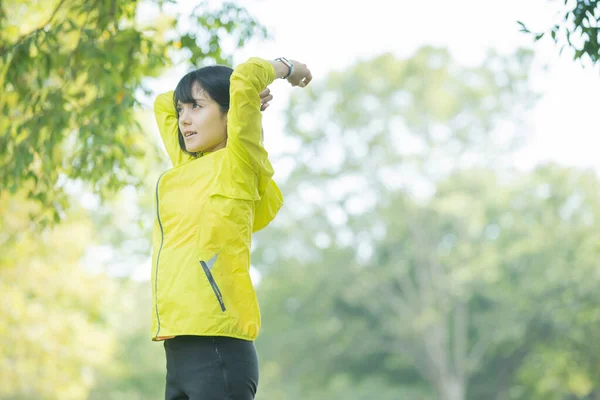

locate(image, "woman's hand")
[[287, 61, 312, 88], [259, 87, 273, 111], [259, 59, 312, 112]]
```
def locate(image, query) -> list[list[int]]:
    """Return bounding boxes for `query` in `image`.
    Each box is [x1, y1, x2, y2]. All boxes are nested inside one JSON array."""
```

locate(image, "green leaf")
[[517, 20, 530, 33]]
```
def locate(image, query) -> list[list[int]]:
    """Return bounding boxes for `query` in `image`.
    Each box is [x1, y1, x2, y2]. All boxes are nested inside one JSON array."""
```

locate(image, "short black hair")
[[173, 65, 233, 156]]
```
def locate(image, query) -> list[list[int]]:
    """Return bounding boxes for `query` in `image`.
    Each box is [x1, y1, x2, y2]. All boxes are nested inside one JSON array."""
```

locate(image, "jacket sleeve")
[[226, 57, 276, 180], [153, 91, 195, 168], [253, 179, 284, 233]]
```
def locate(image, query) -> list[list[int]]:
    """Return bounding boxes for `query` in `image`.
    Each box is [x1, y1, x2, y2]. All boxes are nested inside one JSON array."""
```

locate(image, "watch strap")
[[275, 57, 294, 79]]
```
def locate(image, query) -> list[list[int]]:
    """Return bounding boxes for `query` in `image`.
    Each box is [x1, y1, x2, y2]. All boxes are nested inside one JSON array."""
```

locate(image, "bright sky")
[[149, 0, 600, 175]]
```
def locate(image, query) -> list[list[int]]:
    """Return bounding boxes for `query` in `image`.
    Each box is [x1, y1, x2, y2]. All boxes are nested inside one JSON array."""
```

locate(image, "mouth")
[[183, 131, 197, 138]]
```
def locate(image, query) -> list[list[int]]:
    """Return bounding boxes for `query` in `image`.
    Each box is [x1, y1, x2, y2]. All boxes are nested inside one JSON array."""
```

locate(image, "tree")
[[519, 0, 599, 64], [255, 164, 600, 400], [251, 46, 600, 399], [470, 164, 600, 400], [251, 47, 539, 399], [0, 0, 267, 225]]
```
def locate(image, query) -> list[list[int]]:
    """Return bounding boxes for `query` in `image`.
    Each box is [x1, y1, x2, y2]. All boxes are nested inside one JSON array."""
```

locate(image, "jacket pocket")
[[199, 257, 226, 312]]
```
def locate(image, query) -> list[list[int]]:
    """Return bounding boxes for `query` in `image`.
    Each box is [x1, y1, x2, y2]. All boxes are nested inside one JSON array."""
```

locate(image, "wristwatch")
[[275, 57, 294, 79]]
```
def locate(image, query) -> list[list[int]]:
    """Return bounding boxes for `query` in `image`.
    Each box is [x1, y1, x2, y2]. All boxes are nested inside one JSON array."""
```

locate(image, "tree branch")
[[395, 268, 421, 311], [0, 0, 69, 53], [466, 334, 489, 372], [453, 301, 468, 380], [388, 337, 438, 384]]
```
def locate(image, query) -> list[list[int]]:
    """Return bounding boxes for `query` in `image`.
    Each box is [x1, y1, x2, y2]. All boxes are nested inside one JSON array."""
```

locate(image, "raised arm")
[[226, 57, 312, 174], [153, 91, 194, 168], [226, 58, 274, 174]]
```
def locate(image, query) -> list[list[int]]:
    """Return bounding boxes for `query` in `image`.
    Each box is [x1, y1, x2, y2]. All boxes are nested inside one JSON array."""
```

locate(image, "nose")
[[179, 109, 191, 125]]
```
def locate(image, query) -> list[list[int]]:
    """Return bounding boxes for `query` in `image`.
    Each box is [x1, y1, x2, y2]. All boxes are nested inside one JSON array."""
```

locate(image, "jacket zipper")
[[200, 261, 227, 311], [154, 171, 167, 338]]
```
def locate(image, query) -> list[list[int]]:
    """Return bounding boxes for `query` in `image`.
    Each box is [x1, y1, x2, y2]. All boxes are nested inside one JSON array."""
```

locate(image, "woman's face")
[[177, 82, 227, 154]]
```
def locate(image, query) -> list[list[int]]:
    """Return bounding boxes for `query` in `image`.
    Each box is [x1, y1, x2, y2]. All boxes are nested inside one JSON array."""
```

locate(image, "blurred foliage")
[[84, 109, 168, 277], [0, 190, 117, 399], [0, 0, 267, 226], [249, 48, 600, 400], [519, 0, 599, 64], [87, 279, 164, 400], [276, 47, 536, 193], [0, 187, 165, 399], [255, 165, 600, 400]]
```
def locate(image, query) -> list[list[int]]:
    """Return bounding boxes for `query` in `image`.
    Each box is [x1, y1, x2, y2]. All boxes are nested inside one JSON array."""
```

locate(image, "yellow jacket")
[[150, 58, 283, 341]]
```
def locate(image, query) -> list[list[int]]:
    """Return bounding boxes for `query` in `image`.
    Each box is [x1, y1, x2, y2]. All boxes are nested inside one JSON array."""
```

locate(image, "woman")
[[151, 57, 312, 400]]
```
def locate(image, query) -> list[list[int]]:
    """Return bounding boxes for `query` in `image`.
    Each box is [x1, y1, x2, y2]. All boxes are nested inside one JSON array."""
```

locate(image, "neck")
[[202, 139, 227, 154]]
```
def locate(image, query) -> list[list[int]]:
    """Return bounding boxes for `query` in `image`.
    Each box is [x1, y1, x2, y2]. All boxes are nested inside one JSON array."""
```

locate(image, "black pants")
[[164, 335, 259, 400]]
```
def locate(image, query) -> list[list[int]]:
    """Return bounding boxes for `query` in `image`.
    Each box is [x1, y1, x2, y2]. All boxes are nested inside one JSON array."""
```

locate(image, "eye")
[[176, 106, 183, 114], [193, 103, 201, 109]]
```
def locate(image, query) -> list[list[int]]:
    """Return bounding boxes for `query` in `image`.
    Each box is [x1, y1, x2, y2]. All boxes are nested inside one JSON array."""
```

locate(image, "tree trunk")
[[439, 376, 466, 400]]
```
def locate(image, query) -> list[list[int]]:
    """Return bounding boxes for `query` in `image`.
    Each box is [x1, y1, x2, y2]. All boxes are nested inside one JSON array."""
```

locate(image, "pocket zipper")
[[200, 261, 226, 312]]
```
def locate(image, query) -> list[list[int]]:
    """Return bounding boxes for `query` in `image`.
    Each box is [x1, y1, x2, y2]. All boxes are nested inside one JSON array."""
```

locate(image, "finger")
[[261, 103, 270, 111], [259, 87, 271, 99], [304, 71, 313, 86], [299, 76, 309, 87], [261, 94, 274, 104]]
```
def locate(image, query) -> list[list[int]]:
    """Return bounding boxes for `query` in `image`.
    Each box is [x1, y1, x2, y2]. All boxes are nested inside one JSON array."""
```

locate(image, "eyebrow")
[[176, 97, 207, 105]]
